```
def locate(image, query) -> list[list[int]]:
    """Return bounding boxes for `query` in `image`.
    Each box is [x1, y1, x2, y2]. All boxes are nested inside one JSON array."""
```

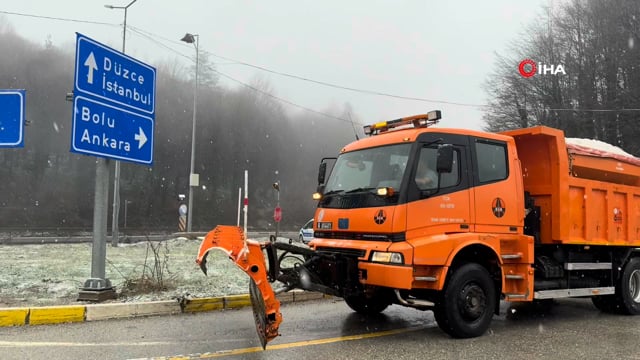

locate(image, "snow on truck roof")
[[566, 138, 640, 166]]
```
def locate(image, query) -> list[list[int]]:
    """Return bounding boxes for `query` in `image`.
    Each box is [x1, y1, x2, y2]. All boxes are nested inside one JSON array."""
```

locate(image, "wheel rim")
[[458, 282, 487, 321], [629, 269, 640, 303]]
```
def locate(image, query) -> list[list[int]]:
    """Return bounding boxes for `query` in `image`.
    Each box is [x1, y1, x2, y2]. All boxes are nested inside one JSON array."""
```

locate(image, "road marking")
[[150, 325, 426, 359]]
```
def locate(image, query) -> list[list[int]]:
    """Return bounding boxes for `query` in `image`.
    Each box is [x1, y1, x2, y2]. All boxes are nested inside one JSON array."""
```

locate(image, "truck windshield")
[[324, 143, 412, 195]]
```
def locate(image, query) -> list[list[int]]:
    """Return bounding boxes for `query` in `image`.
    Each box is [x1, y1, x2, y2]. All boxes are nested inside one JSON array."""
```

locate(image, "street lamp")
[[105, 0, 138, 247], [104, 0, 137, 53], [181, 32, 199, 233]]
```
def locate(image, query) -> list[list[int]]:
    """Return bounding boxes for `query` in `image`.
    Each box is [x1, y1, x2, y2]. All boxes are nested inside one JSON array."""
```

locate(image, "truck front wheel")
[[434, 263, 496, 338]]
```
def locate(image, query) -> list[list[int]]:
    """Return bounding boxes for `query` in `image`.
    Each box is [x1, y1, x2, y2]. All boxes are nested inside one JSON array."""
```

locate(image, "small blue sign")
[[0, 89, 25, 148], [74, 33, 155, 115], [72, 33, 156, 165], [72, 96, 153, 164]]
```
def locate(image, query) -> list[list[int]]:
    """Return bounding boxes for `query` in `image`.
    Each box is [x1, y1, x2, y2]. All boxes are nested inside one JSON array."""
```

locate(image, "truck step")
[[505, 274, 524, 280], [504, 293, 527, 299], [414, 276, 437, 282], [534, 286, 615, 299], [501, 253, 522, 260], [564, 262, 612, 270]]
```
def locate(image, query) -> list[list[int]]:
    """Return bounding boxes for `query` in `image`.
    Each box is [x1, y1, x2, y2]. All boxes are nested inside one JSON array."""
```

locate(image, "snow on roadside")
[[0, 237, 260, 308]]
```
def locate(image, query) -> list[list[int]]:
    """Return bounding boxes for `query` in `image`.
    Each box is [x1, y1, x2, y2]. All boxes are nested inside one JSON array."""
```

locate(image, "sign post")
[[0, 90, 26, 148], [72, 33, 156, 301]]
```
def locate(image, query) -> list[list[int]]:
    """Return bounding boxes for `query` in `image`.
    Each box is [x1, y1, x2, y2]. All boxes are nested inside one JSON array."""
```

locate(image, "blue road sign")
[[72, 96, 153, 164], [74, 33, 155, 115], [0, 89, 25, 148], [72, 33, 156, 165]]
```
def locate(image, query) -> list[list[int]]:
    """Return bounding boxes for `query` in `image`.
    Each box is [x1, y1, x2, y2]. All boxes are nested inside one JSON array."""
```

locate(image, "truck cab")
[[306, 111, 532, 338]]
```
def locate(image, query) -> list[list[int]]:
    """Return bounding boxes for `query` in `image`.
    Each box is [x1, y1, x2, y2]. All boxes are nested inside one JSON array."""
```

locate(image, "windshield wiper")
[[345, 187, 377, 194], [322, 190, 345, 196]]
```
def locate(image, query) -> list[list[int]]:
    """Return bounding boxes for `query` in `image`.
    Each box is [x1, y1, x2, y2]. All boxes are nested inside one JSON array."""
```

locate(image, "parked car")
[[298, 219, 314, 244]]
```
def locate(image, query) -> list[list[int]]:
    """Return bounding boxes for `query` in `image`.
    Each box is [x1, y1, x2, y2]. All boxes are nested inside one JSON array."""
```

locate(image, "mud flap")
[[196, 225, 282, 348]]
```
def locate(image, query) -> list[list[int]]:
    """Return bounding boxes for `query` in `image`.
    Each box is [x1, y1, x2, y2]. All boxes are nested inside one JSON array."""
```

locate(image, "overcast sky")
[[1, 0, 550, 130]]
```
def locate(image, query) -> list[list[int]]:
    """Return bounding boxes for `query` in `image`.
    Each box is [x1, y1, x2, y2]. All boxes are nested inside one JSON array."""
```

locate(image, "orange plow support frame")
[[196, 225, 282, 348]]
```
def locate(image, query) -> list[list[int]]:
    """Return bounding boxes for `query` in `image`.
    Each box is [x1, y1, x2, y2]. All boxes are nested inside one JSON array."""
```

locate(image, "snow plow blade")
[[196, 225, 282, 349]]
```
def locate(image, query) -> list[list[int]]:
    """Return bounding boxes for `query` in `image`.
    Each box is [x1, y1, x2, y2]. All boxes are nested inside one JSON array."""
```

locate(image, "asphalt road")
[[2, 297, 640, 360]]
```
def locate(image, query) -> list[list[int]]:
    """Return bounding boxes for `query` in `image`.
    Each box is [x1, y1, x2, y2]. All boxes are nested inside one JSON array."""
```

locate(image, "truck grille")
[[315, 247, 366, 258]]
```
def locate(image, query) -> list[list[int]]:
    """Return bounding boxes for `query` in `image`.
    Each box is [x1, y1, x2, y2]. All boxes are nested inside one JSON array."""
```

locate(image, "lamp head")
[[181, 33, 197, 44]]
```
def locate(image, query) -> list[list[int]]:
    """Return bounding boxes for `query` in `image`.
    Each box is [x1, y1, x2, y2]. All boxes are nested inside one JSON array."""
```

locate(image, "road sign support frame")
[[72, 33, 156, 300]]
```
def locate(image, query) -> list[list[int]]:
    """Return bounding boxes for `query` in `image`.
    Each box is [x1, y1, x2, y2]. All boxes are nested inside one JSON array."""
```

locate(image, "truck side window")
[[475, 141, 507, 183], [415, 147, 460, 189]]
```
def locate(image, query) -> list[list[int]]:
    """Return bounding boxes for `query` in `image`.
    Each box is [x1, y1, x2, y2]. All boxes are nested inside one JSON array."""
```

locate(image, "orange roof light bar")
[[363, 110, 442, 136]]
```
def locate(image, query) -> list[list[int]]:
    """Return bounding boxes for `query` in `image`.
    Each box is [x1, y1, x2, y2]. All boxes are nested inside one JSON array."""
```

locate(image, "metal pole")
[[78, 158, 115, 300], [244, 170, 248, 236], [187, 35, 199, 233], [91, 159, 109, 280], [237, 187, 242, 227], [109, 0, 137, 247], [275, 181, 280, 240], [124, 200, 128, 229]]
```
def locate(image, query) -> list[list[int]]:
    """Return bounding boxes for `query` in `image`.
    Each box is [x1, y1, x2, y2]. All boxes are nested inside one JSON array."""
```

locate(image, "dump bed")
[[501, 126, 640, 246]]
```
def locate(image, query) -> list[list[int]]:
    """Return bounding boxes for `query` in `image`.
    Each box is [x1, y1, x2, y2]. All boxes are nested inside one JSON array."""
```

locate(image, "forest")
[[483, 0, 640, 157], [0, 23, 358, 232]]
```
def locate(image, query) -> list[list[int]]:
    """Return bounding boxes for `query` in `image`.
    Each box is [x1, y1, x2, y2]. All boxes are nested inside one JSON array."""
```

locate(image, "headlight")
[[371, 251, 403, 264], [376, 187, 395, 196]]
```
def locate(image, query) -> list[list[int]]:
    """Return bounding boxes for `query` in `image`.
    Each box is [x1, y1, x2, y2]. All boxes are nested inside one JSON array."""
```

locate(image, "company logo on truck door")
[[492, 198, 506, 218], [374, 209, 387, 224]]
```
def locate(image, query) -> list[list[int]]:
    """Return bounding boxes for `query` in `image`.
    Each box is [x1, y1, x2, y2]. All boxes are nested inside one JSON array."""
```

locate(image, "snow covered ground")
[[0, 237, 265, 308]]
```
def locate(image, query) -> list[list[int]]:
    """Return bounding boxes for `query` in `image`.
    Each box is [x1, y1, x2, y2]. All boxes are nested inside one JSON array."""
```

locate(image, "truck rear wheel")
[[434, 263, 496, 338], [344, 288, 391, 315], [617, 257, 640, 315]]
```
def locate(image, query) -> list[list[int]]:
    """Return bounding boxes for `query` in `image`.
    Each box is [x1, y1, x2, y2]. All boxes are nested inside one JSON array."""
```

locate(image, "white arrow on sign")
[[135, 127, 147, 149], [84, 52, 98, 84]]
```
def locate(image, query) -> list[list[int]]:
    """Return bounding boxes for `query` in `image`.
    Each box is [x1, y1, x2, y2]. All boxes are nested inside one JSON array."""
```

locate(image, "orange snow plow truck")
[[196, 110, 640, 348]]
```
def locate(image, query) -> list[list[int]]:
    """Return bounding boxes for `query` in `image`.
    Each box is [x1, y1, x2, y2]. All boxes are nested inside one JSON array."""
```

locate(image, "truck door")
[[471, 137, 521, 233], [405, 134, 473, 238]]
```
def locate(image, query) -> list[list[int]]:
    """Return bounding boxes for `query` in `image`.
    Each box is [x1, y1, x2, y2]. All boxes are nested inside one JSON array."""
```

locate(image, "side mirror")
[[436, 144, 454, 173], [318, 162, 327, 185]]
